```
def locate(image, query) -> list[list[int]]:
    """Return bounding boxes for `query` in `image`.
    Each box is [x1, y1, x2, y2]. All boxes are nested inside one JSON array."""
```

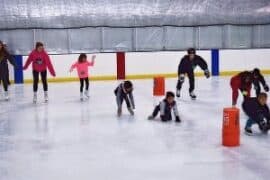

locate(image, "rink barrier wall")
[[20, 70, 270, 84], [10, 49, 270, 84]]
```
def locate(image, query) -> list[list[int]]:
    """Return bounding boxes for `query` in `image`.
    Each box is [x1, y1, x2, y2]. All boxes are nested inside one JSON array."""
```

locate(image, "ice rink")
[[0, 76, 270, 180]]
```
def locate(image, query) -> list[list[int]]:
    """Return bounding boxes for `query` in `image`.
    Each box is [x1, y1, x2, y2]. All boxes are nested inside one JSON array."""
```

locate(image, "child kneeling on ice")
[[242, 92, 270, 135], [148, 91, 181, 123], [70, 53, 95, 100], [114, 81, 135, 116]]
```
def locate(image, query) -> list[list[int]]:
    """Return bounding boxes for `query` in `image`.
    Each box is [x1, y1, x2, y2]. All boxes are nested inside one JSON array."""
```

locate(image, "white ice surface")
[[0, 77, 270, 180]]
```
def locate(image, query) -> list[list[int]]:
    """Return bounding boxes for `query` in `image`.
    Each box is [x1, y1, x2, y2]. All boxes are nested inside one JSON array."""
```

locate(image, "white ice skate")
[[80, 92, 84, 101], [44, 91, 49, 103], [4, 91, 9, 101], [84, 90, 89, 99], [33, 93, 37, 103], [190, 91, 197, 100]]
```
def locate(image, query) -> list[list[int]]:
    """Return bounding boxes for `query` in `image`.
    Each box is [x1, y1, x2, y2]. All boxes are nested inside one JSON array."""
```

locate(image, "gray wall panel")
[[135, 27, 163, 51], [165, 27, 195, 50], [1, 25, 270, 55], [34, 29, 69, 54], [103, 28, 133, 52], [198, 26, 223, 49], [69, 28, 101, 53]]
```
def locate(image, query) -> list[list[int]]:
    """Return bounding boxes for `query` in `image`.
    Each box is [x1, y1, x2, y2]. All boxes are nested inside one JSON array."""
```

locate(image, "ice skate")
[[175, 116, 181, 123], [33, 92, 37, 104], [176, 89, 181, 98], [80, 92, 84, 101], [190, 91, 197, 100], [244, 127, 253, 136], [44, 91, 49, 103], [148, 115, 154, 120], [84, 90, 89, 99], [4, 91, 9, 101], [128, 107, 134, 116], [117, 108, 122, 117]]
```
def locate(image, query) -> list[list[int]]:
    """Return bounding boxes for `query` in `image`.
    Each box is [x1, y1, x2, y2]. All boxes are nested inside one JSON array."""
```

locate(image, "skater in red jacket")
[[230, 71, 253, 106], [23, 42, 56, 103]]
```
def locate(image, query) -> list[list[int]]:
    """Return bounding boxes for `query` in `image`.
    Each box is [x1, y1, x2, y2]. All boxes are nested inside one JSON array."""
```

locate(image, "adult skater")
[[0, 41, 16, 100], [23, 42, 56, 103], [242, 92, 270, 135], [176, 48, 210, 99], [251, 68, 269, 96], [2, 42, 11, 85], [114, 80, 135, 117], [230, 71, 253, 106], [70, 53, 95, 100], [148, 91, 181, 123]]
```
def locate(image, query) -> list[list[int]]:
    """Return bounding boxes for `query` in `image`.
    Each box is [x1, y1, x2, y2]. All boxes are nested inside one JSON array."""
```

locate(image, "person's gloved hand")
[[264, 84, 269, 92], [241, 91, 248, 96], [204, 69, 210, 78]]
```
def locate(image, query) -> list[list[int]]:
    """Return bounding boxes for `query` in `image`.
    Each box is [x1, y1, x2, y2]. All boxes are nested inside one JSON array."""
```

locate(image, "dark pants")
[[0, 73, 9, 91], [33, 70, 48, 92], [116, 94, 130, 108], [176, 73, 195, 93], [80, 77, 89, 92], [152, 105, 172, 121], [245, 118, 256, 129], [7, 66, 10, 85]]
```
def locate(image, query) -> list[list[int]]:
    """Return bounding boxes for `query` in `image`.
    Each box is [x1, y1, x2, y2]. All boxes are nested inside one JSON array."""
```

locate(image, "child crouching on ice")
[[242, 92, 270, 135], [70, 53, 95, 100], [114, 81, 135, 117], [148, 91, 181, 123]]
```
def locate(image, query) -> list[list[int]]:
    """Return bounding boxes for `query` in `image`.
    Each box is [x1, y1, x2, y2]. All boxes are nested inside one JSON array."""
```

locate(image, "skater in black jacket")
[[0, 41, 16, 101], [176, 48, 210, 99], [148, 91, 181, 122], [251, 68, 269, 96], [114, 81, 135, 117], [242, 93, 270, 135]]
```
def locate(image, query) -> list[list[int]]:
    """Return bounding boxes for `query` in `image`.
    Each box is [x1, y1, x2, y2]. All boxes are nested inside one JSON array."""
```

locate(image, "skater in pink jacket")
[[23, 42, 56, 103], [70, 53, 95, 100]]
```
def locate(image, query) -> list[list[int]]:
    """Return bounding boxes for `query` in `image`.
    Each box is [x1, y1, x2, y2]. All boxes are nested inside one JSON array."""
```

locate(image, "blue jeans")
[[245, 118, 256, 129]]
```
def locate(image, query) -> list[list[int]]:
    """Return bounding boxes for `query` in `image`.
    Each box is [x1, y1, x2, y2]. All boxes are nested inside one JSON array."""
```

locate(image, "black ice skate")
[[176, 89, 181, 98], [117, 108, 122, 117], [245, 127, 253, 136], [189, 91, 196, 100], [175, 116, 181, 123]]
